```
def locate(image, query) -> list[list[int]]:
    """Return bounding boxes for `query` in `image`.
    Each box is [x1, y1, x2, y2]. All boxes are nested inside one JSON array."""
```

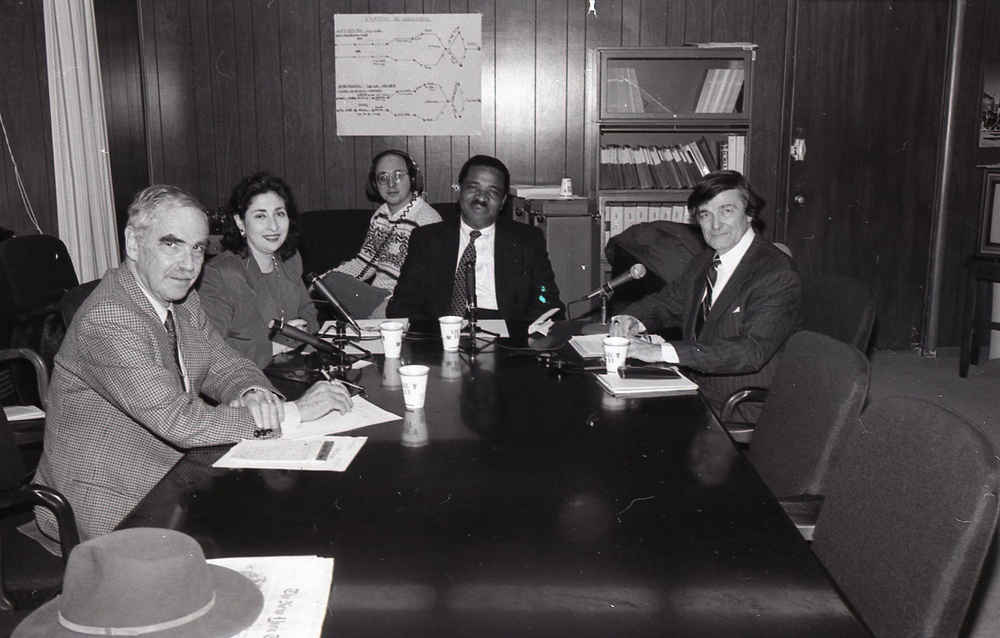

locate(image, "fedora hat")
[[13, 527, 263, 637]]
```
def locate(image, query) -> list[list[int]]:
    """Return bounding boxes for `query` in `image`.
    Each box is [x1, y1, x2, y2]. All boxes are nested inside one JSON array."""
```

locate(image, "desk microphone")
[[268, 319, 341, 356], [307, 272, 362, 334], [465, 262, 477, 314], [579, 263, 647, 301]]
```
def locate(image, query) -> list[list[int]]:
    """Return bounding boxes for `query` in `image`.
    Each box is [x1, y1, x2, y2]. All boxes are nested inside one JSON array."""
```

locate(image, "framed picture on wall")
[[980, 60, 1000, 147], [979, 169, 1000, 255]]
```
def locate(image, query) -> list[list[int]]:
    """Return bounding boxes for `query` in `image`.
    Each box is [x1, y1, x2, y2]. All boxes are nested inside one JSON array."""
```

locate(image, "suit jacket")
[[198, 250, 318, 368], [28, 264, 274, 550], [386, 218, 563, 321], [627, 233, 802, 412]]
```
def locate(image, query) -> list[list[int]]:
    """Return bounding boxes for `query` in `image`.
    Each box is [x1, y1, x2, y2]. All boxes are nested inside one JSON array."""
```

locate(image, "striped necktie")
[[449, 230, 481, 317], [695, 254, 721, 338], [164, 309, 183, 381]]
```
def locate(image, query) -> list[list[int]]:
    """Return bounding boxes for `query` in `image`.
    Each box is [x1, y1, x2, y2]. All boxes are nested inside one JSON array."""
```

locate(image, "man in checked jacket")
[[23, 185, 352, 553], [611, 171, 802, 419]]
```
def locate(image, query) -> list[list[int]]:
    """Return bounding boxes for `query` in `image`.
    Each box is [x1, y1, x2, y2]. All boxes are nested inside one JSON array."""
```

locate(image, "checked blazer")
[[386, 218, 564, 322], [27, 264, 275, 551], [627, 233, 802, 413]]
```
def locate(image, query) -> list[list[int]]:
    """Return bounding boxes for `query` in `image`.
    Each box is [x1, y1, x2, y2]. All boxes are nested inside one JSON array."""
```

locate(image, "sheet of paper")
[[569, 333, 664, 358], [3, 405, 45, 422], [214, 436, 367, 471], [472, 319, 509, 338], [321, 318, 409, 355], [286, 396, 400, 439], [594, 371, 698, 397], [208, 555, 334, 638]]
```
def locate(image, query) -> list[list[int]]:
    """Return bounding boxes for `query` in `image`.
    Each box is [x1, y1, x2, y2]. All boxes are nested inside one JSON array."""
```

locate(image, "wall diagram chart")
[[335, 14, 482, 136]]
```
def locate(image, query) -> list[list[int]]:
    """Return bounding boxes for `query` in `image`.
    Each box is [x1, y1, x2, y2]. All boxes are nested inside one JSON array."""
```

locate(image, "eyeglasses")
[[376, 170, 409, 186]]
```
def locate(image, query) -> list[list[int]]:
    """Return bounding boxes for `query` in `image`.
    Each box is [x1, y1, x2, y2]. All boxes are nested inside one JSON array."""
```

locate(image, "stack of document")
[[214, 436, 367, 472], [594, 370, 698, 397]]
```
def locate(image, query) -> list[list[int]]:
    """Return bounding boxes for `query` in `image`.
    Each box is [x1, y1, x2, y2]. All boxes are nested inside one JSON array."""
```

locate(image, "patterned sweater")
[[332, 197, 441, 292]]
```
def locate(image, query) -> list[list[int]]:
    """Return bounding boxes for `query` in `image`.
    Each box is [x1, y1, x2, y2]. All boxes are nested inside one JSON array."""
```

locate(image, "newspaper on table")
[[208, 555, 334, 638]]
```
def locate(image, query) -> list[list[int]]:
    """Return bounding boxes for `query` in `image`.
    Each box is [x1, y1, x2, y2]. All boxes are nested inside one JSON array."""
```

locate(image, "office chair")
[[801, 272, 876, 354], [720, 273, 876, 434], [0, 409, 79, 611], [0, 348, 49, 451], [742, 331, 870, 539], [0, 235, 79, 368], [812, 397, 1000, 638]]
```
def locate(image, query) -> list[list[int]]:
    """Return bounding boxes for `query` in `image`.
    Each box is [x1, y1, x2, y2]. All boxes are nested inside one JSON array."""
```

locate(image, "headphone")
[[366, 150, 424, 202]]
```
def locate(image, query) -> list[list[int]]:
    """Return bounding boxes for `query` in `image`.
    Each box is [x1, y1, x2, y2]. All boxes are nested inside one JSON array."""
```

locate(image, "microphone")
[[307, 272, 362, 334], [579, 263, 647, 301], [268, 319, 342, 356], [465, 262, 477, 312]]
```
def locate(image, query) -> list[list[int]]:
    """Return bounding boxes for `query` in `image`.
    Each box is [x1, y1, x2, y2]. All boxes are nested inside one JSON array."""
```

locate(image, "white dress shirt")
[[456, 220, 498, 310]]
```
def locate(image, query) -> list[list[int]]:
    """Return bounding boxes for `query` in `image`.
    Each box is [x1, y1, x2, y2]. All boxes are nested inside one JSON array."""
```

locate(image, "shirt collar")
[[460, 219, 495, 240]]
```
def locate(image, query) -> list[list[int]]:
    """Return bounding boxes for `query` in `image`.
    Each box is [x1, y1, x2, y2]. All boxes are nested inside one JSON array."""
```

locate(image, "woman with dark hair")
[[199, 172, 318, 367], [320, 149, 441, 318]]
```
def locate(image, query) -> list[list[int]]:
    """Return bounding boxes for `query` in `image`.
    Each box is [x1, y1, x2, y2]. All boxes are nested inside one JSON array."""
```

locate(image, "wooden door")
[[779, 0, 950, 350]]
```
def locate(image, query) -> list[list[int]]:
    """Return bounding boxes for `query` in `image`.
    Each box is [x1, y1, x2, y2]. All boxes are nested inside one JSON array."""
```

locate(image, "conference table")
[[119, 322, 869, 637]]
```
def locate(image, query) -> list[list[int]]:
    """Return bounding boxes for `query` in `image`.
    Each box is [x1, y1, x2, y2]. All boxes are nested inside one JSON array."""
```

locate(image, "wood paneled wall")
[[0, 0, 56, 237], [4, 0, 1000, 349], [135, 0, 790, 219]]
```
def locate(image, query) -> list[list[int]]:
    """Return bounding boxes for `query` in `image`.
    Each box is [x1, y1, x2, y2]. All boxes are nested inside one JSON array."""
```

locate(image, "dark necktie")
[[164, 309, 183, 380], [449, 230, 481, 317], [695, 254, 721, 338]]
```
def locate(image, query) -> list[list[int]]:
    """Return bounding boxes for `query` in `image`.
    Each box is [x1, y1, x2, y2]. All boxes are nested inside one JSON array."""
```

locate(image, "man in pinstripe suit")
[[24, 185, 352, 553], [610, 171, 802, 417]]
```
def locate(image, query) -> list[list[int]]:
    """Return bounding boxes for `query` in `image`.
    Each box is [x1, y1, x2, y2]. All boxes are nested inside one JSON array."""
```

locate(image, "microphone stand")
[[321, 319, 371, 366], [462, 262, 498, 355], [579, 289, 615, 335]]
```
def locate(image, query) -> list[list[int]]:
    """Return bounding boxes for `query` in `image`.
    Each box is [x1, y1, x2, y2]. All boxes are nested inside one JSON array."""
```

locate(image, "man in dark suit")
[[387, 155, 563, 323], [611, 171, 802, 416], [24, 185, 352, 552]]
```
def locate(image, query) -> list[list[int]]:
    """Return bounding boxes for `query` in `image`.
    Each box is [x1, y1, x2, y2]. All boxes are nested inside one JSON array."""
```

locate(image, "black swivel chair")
[[812, 397, 1000, 638], [0, 348, 49, 454], [0, 235, 80, 369], [0, 409, 79, 612], [742, 331, 870, 539]]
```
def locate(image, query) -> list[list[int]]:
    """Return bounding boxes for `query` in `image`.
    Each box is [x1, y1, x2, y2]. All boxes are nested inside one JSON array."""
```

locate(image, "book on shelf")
[[717, 68, 745, 113], [696, 137, 719, 172], [607, 66, 645, 113], [694, 67, 745, 114]]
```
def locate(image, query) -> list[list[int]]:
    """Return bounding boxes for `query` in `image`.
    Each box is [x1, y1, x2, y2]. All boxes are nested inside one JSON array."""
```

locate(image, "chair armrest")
[[0, 484, 79, 562], [723, 422, 754, 445], [719, 387, 768, 422], [0, 348, 49, 410]]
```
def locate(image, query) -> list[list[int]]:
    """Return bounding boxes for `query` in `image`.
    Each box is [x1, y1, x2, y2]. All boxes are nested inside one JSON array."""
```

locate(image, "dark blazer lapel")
[[704, 234, 763, 330], [493, 222, 517, 315], [433, 221, 463, 314]]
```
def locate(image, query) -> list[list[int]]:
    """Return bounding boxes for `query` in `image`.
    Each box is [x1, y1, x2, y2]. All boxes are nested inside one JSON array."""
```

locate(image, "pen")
[[321, 368, 366, 396]]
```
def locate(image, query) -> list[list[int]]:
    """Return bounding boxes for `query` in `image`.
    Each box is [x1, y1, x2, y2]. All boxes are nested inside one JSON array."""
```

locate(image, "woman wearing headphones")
[[321, 150, 441, 318]]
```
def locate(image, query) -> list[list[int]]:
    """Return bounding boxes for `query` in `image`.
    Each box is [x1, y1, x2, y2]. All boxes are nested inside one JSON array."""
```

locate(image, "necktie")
[[695, 254, 721, 338], [449, 230, 481, 317], [164, 309, 183, 380]]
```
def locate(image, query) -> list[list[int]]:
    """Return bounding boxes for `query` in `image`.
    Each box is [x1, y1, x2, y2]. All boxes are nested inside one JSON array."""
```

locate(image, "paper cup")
[[379, 321, 404, 358], [439, 315, 464, 351], [602, 336, 630, 374], [402, 408, 429, 447], [399, 364, 430, 409]]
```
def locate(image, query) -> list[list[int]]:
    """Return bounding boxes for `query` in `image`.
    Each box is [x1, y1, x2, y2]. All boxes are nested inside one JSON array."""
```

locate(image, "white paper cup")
[[402, 408, 429, 447], [399, 364, 430, 409], [603, 336, 630, 374], [379, 321, 404, 358], [439, 315, 464, 351]]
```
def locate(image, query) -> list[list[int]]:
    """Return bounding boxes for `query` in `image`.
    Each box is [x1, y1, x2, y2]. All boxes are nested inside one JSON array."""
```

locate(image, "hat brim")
[[12, 564, 264, 638]]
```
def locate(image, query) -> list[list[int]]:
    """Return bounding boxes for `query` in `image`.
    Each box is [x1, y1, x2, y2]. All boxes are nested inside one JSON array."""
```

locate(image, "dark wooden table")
[[119, 323, 868, 637]]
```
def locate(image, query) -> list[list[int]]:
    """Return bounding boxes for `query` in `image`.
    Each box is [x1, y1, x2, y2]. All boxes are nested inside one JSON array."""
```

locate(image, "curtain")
[[43, 0, 119, 283]]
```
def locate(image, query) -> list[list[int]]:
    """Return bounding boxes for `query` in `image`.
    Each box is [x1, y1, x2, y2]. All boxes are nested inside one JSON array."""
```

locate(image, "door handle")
[[794, 195, 806, 206]]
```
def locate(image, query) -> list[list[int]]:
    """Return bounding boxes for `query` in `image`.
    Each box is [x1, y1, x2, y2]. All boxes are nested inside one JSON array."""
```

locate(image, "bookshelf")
[[592, 46, 755, 264]]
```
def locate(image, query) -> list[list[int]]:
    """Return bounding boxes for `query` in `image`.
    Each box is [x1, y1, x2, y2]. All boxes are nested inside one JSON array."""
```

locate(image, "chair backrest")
[[59, 279, 100, 328], [0, 235, 79, 317], [746, 330, 869, 497], [297, 209, 375, 279], [812, 397, 1000, 638], [801, 273, 876, 353]]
